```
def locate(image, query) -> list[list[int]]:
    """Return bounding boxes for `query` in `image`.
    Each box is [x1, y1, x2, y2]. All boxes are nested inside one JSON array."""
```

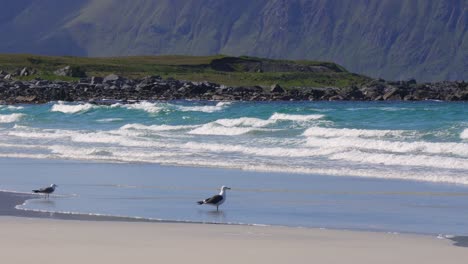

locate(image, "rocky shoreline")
[[0, 73, 467, 104]]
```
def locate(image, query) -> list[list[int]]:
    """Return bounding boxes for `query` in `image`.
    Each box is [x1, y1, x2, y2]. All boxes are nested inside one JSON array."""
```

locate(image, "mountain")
[[0, 0, 466, 82]]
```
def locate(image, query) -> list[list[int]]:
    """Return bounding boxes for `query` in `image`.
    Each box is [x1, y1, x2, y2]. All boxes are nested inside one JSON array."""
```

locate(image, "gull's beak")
[[226, 187, 231, 190]]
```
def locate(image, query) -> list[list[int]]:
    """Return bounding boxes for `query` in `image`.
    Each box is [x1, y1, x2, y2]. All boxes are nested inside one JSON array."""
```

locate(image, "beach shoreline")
[[2, 157, 468, 263], [2, 209, 468, 263], [2, 157, 468, 236], [2, 189, 468, 249]]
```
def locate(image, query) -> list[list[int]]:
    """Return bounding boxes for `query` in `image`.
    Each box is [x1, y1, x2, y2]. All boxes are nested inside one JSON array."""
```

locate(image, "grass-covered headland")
[[0, 54, 466, 103], [0, 54, 369, 88]]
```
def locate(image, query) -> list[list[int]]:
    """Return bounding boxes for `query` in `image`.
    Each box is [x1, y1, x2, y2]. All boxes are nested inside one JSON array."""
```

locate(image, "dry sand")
[[0, 217, 466, 264]]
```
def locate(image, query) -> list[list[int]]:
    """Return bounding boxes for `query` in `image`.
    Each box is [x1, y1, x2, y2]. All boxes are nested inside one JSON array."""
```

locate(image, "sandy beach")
[[1, 216, 467, 264]]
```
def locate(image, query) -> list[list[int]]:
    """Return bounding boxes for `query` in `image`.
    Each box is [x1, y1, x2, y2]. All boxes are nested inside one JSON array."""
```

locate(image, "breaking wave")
[[461, 129, 468, 140], [0, 101, 467, 186], [303, 127, 411, 138], [188, 123, 263, 136], [176, 102, 231, 113], [112, 102, 164, 114], [214, 117, 275, 128], [305, 136, 468, 157], [269, 113, 325, 121], [330, 150, 468, 170], [51, 102, 97, 114], [120, 123, 198, 132], [0, 105, 24, 111], [0, 113, 25, 123]]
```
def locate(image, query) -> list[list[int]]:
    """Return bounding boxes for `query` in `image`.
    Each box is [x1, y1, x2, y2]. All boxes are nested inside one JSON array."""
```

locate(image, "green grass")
[[0, 54, 371, 88]]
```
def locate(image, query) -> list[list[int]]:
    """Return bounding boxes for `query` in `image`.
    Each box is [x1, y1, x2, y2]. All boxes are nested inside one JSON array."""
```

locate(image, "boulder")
[[91, 76, 104, 85], [338, 86, 364, 100], [329, 95, 344, 101], [15, 95, 37, 103], [35, 80, 50, 86], [54, 66, 87, 77], [20, 67, 32, 76], [383, 87, 402, 100], [53, 66, 70, 76], [270, 84, 285, 93], [103, 74, 123, 83]]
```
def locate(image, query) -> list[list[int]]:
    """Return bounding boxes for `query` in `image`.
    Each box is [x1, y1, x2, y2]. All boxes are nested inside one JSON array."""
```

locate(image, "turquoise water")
[[0, 101, 467, 233]]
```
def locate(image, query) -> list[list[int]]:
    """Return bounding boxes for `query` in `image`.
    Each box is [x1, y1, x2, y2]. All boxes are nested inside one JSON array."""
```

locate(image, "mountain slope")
[[0, 0, 466, 81]]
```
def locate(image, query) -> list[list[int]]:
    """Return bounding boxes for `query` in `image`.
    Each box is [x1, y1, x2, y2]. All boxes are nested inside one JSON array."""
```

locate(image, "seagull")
[[197, 186, 231, 211], [32, 184, 58, 199]]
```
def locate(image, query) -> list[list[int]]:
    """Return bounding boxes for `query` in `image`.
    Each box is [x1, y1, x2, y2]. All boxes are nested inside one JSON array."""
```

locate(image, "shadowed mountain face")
[[0, 0, 466, 81]]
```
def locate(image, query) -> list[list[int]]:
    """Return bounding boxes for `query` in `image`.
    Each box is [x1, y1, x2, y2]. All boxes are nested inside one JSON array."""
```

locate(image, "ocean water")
[[0, 101, 467, 234]]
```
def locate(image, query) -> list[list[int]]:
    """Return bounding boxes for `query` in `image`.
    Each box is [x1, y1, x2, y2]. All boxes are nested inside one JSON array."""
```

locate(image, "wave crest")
[[176, 102, 231, 113], [303, 127, 410, 138], [51, 102, 96, 114], [270, 113, 324, 121], [461, 129, 468, 140], [215, 117, 275, 128], [188, 122, 261, 136], [120, 123, 198, 131], [0, 113, 25, 123], [112, 102, 163, 114]]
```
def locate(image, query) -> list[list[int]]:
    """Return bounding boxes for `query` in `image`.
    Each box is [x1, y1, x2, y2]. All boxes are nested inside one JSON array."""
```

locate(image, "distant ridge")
[[0, 0, 466, 82]]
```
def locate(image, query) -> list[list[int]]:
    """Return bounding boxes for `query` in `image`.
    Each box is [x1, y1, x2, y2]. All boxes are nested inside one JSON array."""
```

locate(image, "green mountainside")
[[0, 0, 466, 82]]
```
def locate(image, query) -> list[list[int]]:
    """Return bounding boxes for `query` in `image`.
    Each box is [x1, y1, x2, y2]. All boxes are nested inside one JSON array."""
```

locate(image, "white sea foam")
[[330, 150, 468, 170], [68, 130, 180, 149], [96, 118, 124, 123], [0, 142, 49, 149], [215, 117, 275, 128], [0, 113, 25, 123], [188, 123, 260, 136], [269, 113, 325, 121], [48, 145, 186, 163], [303, 127, 410, 138], [176, 102, 231, 113], [51, 102, 97, 114], [8, 127, 77, 140], [0, 105, 24, 111], [120, 123, 198, 131], [70, 132, 131, 145], [188, 114, 323, 136], [306, 136, 468, 157], [184, 142, 334, 157], [461, 129, 468, 140], [0, 153, 52, 160], [1, 147, 467, 185], [113, 102, 164, 114]]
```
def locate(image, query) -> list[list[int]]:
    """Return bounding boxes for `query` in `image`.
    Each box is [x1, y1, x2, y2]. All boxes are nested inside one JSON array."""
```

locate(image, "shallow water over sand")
[[2, 158, 468, 235]]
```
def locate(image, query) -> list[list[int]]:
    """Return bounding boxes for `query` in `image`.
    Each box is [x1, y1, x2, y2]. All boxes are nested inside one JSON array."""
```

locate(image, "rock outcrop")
[[54, 66, 87, 78], [0, 75, 466, 104]]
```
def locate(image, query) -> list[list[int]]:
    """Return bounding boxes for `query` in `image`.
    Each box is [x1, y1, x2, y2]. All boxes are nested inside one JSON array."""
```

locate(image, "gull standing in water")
[[32, 184, 58, 199], [197, 186, 231, 211]]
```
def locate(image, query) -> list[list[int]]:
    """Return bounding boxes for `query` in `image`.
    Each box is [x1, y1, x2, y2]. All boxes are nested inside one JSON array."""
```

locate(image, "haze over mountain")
[[0, 0, 466, 82]]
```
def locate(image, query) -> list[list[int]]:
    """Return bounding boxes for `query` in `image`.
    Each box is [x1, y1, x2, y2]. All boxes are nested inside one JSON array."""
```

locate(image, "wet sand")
[[1, 216, 468, 264]]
